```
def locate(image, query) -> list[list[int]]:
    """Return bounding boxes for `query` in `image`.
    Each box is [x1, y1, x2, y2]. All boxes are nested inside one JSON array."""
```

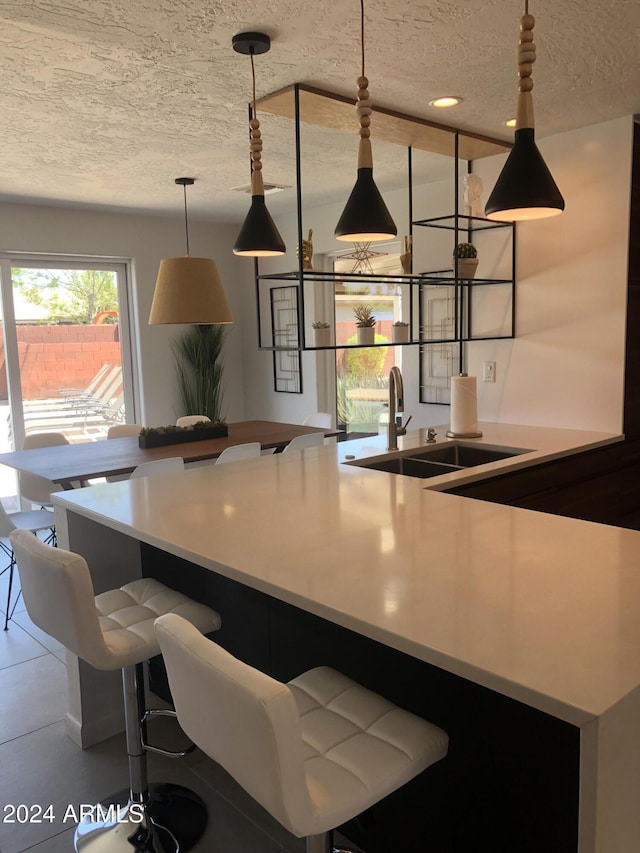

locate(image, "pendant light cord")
[[360, 0, 365, 77], [182, 182, 190, 256], [250, 50, 257, 120], [247, 48, 264, 187]]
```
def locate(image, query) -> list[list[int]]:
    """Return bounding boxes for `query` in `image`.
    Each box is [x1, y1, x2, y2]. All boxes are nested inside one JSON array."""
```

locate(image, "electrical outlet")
[[483, 360, 496, 382]]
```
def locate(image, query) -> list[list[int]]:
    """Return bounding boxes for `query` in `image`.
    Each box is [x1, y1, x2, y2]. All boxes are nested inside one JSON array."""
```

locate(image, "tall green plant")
[[172, 325, 226, 422]]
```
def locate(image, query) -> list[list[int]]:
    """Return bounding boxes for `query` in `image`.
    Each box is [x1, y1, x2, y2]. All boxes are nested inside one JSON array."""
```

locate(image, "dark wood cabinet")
[[447, 440, 640, 528]]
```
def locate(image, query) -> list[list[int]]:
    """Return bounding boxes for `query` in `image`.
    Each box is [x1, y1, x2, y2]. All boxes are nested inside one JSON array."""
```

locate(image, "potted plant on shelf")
[[312, 320, 331, 347], [454, 242, 479, 280], [392, 320, 410, 343], [353, 304, 376, 345]]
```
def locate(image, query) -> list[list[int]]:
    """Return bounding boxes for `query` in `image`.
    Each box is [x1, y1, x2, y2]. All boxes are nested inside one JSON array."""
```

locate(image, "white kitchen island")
[[51, 423, 638, 853]]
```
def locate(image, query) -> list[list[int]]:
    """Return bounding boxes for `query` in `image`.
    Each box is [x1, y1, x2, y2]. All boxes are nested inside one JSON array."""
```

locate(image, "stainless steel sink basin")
[[410, 444, 528, 467], [356, 457, 462, 479], [347, 443, 531, 480]]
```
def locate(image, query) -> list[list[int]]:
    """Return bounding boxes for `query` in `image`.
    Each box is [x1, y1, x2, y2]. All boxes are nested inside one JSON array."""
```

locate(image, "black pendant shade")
[[232, 31, 286, 258], [335, 167, 397, 242], [485, 128, 564, 221], [484, 4, 564, 222], [335, 1, 396, 243], [234, 194, 286, 256]]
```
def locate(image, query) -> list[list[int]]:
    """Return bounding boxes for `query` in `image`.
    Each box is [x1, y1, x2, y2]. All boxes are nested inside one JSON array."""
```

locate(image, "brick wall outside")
[[0, 324, 121, 401]]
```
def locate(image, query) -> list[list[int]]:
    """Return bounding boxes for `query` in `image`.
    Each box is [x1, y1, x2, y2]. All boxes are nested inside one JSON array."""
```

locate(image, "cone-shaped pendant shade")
[[485, 6, 564, 222], [149, 257, 233, 325], [485, 128, 564, 221], [233, 194, 286, 257], [231, 33, 286, 258], [335, 167, 397, 242]]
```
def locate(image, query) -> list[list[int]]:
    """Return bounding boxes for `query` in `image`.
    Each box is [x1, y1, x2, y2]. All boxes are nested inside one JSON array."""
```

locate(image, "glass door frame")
[[0, 252, 138, 451]]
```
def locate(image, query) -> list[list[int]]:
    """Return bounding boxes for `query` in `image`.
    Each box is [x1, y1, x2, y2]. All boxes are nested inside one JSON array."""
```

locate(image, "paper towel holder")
[[446, 373, 483, 439]]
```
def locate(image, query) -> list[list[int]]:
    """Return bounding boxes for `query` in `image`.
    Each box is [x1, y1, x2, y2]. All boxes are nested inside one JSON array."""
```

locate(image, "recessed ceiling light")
[[504, 118, 517, 127], [428, 96, 462, 109], [231, 182, 290, 195]]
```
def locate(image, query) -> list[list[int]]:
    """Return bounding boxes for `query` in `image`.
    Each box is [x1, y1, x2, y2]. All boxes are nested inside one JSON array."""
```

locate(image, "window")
[[0, 255, 137, 508]]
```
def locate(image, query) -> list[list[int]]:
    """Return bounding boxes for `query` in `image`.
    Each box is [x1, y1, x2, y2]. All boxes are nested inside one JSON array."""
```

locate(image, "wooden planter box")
[[138, 424, 228, 449]]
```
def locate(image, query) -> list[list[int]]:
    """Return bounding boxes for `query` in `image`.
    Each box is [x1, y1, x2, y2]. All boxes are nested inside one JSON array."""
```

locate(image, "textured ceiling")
[[0, 0, 638, 221]]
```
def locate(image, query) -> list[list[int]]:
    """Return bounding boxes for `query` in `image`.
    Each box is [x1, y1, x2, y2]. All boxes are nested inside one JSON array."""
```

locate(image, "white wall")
[[0, 202, 253, 427], [473, 116, 632, 433]]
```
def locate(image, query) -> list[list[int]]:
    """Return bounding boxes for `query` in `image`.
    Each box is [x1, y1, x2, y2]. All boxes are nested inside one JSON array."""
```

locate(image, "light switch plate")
[[483, 361, 496, 382]]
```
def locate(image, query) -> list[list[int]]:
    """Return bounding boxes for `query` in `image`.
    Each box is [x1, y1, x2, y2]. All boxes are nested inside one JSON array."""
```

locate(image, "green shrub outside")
[[342, 333, 389, 376]]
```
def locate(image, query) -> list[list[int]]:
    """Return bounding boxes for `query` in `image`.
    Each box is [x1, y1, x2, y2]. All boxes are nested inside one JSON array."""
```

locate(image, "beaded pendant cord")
[[335, 0, 397, 242], [485, 0, 564, 220], [232, 31, 286, 256], [248, 51, 264, 199]]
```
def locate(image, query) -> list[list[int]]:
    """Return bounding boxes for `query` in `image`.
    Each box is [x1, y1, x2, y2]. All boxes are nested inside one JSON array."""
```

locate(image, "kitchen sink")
[[409, 444, 529, 467], [347, 442, 531, 480]]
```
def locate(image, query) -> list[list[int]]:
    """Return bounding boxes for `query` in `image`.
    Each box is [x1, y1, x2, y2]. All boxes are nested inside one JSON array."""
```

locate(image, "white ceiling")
[[0, 0, 638, 222]]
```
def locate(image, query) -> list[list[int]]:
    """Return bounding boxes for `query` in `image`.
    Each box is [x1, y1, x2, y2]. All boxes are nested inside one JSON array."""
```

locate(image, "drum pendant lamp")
[[485, 0, 564, 221], [232, 32, 286, 257], [335, 0, 397, 242], [149, 178, 233, 325]]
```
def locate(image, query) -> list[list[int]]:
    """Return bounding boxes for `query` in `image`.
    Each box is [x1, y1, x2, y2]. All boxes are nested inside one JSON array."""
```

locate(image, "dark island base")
[[144, 544, 579, 853]]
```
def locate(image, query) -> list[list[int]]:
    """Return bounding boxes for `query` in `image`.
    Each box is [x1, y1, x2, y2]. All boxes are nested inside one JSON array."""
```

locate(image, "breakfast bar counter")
[[51, 422, 637, 852]]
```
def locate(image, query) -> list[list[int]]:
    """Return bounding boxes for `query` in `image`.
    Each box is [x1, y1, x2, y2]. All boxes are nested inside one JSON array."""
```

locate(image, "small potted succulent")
[[353, 304, 376, 345], [392, 320, 410, 343], [311, 320, 331, 348], [454, 242, 478, 280]]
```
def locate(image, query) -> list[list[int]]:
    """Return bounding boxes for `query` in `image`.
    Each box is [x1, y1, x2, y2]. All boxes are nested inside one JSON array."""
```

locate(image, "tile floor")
[[0, 561, 359, 853]]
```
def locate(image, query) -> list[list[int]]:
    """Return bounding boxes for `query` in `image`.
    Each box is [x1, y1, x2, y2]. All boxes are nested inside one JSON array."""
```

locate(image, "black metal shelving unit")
[[250, 84, 517, 407]]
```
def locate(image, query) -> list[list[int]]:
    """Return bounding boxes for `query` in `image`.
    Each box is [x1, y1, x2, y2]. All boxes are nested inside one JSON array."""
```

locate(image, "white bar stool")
[[10, 529, 222, 853], [156, 613, 449, 853]]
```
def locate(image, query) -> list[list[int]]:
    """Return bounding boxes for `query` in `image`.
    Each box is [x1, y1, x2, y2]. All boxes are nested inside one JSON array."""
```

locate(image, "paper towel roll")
[[448, 375, 482, 437]]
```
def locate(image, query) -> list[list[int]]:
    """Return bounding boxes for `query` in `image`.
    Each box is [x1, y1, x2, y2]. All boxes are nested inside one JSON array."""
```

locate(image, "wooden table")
[[0, 420, 338, 489]]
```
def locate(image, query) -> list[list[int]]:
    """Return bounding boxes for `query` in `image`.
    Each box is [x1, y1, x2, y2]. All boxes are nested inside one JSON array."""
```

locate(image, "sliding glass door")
[[0, 255, 137, 508]]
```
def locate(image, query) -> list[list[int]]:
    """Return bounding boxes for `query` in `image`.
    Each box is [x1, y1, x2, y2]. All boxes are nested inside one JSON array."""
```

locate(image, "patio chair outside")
[[21, 363, 115, 412], [19, 365, 124, 439]]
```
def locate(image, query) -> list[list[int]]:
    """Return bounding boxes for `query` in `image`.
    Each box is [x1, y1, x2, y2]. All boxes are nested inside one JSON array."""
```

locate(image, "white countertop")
[[53, 422, 633, 727]]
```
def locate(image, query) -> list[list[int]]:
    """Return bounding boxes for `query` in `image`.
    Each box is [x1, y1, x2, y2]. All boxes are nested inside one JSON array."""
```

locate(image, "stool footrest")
[[141, 708, 197, 758]]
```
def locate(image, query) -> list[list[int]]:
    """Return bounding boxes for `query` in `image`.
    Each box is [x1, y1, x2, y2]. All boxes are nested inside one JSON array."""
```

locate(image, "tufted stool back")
[[10, 529, 221, 853], [156, 613, 313, 834], [10, 529, 112, 667], [156, 613, 449, 841], [10, 529, 219, 671]]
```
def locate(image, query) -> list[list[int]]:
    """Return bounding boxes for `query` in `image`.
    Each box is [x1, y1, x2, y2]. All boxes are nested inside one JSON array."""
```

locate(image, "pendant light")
[[485, 0, 564, 221], [335, 0, 397, 242], [232, 32, 286, 257], [149, 178, 233, 325]]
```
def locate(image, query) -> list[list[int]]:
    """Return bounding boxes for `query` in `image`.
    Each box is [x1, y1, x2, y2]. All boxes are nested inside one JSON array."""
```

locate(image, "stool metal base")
[[74, 783, 207, 853]]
